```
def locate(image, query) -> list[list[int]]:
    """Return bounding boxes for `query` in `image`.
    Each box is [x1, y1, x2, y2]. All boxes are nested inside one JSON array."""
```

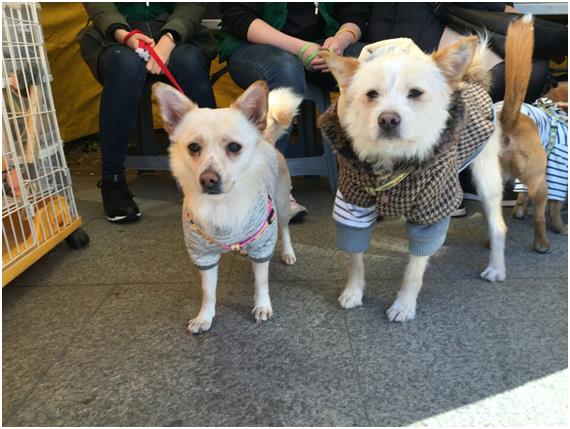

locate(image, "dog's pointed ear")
[[432, 36, 478, 85], [319, 49, 359, 90], [153, 82, 197, 135], [232, 80, 269, 131]]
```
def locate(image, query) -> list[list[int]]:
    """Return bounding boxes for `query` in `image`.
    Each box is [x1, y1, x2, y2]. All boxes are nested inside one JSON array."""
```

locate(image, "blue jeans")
[[97, 43, 216, 175], [227, 42, 366, 152]]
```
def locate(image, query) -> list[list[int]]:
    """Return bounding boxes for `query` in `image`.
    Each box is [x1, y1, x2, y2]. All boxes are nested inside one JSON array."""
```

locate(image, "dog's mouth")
[[378, 129, 401, 140], [202, 188, 223, 195]]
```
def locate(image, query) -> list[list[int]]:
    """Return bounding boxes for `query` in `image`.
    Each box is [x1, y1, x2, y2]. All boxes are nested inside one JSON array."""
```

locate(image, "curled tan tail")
[[500, 15, 534, 134]]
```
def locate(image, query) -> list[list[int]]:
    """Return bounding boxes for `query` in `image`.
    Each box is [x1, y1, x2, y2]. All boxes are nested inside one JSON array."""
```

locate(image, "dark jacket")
[[365, 3, 506, 52], [217, 2, 370, 61], [78, 2, 216, 82]]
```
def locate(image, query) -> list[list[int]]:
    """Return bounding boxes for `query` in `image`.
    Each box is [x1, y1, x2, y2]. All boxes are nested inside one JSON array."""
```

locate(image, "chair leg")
[[323, 137, 338, 193], [300, 100, 318, 157]]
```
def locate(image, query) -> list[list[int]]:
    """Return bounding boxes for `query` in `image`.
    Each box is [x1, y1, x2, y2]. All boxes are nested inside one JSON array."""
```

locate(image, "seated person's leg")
[[227, 43, 306, 96], [98, 45, 147, 176], [97, 45, 147, 222], [489, 59, 549, 103], [168, 43, 216, 108], [227, 43, 308, 221]]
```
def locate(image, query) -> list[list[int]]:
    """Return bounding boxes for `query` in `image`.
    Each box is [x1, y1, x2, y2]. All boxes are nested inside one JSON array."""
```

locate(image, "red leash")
[[123, 29, 185, 95]]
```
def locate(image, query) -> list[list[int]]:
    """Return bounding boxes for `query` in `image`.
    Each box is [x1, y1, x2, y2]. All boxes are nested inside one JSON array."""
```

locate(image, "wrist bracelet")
[[335, 27, 358, 43], [298, 42, 320, 67], [122, 29, 142, 45]]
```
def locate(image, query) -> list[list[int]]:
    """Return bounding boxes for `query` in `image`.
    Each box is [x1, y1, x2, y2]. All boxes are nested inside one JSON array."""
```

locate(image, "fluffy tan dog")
[[498, 20, 567, 253]]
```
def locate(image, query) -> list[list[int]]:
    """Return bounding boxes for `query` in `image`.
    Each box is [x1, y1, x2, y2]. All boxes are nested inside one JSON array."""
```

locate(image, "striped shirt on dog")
[[494, 99, 568, 201]]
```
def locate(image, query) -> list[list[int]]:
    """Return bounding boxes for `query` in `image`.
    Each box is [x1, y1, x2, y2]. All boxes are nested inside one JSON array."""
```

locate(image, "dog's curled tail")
[[500, 14, 534, 134], [263, 88, 303, 145]]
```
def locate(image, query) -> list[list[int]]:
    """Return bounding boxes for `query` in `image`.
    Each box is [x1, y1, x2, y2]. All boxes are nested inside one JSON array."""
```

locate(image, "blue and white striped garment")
[[494, 101, 568, 201], [333, 190, 377, 228]]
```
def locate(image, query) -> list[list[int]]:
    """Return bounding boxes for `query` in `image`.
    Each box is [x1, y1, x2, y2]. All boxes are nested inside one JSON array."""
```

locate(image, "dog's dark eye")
[[408, 88, 424, 99], [227, 142, 242, 154], [188, 142, 201, 154], [366, 90, 379, 100]]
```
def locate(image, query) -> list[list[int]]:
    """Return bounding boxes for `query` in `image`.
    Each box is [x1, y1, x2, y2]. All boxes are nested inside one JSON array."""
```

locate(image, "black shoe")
[[98, 174, 141, 223]]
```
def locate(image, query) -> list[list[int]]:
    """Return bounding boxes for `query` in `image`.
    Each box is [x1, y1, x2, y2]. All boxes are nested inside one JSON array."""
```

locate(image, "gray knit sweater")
[[182, 151, 279, 270]]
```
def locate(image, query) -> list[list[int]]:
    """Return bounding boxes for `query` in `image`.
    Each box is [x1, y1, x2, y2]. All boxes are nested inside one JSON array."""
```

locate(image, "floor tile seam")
[[3, 282, 120, 423], [342, 312, 372, 425]]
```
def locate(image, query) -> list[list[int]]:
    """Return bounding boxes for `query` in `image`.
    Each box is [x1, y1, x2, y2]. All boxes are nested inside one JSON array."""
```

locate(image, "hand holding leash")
[[146, 34, 176, 75], [120, 29, 155, 51]]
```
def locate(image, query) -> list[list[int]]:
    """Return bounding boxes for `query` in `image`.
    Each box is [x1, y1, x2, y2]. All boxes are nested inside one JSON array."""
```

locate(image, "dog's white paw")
[[386, 296, 416, 322], [187, 317, 213, 334], [338, 288, 363, 309], [480, 266, 506, 283], [281, 253, 296, 265], [252, 306, 273, 324]]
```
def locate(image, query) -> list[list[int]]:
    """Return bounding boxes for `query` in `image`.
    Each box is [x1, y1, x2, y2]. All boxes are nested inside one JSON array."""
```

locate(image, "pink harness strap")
[[186, 195, 276, 255]]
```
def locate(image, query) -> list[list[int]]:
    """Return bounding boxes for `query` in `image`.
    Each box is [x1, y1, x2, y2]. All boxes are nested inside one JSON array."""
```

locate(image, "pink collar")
[[185, 195, 276, 255]]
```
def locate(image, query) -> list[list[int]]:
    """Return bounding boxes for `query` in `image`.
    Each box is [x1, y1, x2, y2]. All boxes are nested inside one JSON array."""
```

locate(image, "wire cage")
[[2, 2, 88, 286]]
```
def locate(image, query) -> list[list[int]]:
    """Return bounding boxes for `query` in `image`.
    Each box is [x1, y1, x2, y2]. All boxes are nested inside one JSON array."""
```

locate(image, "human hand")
[[115, 29, 155, 51], [296, 41, 321, 72], [146, 35, 176, 74], [322, 32, 352, 56], [555, 101, 568, 111], [315, 33, 354, 72]]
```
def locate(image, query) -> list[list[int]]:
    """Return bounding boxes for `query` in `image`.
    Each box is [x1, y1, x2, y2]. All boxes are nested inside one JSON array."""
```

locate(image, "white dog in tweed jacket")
[[317, 26, 529, 321]]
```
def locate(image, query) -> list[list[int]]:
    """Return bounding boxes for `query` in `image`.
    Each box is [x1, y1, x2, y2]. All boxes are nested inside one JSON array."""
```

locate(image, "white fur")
[[342, 53, 452, 171], [153, 82, 301, 333], [338, 252, 365, 309], [329, 37, 507, 322]]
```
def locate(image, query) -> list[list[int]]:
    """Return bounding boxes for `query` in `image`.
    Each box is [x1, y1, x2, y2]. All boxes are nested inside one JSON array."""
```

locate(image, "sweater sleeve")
[[161, 3, 207, 44], [84, 3, 130, 40], [219, 3, 265, 41], [333, 3, 371, 36]]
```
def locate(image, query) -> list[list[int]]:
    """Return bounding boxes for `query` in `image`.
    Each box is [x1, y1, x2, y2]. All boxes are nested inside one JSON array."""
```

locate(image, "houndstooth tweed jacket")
[[318, 81, 495, 225]]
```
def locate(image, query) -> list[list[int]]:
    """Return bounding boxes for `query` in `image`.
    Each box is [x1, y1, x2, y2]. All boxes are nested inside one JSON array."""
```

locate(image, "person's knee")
[[230, 45, 306, 95], [105, 48, 146, 82], [169, 44, 210, 76], [273, 51, 306, 95]]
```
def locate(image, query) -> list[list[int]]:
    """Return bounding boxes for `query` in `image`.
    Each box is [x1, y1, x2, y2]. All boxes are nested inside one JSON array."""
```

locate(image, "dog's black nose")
[[378, 112, 401, 131], [199, 170, 221, 193]]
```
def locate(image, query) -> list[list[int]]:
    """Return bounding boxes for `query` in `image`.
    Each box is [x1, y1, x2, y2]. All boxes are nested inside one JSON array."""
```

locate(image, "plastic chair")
[[285, 82, 338, 193]]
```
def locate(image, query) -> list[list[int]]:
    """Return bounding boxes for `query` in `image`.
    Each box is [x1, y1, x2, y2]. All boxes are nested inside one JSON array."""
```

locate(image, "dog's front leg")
[[387, 255, 429, 322], [188, 266, 218, 334], [251, 260, 273, 323], [339, 252, 365, 309]]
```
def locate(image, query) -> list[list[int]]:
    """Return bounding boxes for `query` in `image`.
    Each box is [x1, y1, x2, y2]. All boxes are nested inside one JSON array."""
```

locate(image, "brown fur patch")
[[545, 83, 568, 103], [320, 49, 360, 89]]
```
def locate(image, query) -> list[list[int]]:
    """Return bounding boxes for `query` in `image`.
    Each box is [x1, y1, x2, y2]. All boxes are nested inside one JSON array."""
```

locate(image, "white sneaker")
[[289, 196, 307, 223]]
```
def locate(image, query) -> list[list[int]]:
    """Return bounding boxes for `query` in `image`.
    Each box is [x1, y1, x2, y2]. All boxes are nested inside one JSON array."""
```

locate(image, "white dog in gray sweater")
[[154, 81, 302, 334]]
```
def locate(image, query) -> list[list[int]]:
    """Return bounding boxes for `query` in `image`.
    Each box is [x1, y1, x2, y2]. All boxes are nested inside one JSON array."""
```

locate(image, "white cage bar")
[[2, 2, 86, 286]]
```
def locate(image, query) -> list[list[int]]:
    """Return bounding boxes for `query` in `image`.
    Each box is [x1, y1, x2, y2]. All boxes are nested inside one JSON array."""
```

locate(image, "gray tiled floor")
[[3, 173, 568, 426]]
